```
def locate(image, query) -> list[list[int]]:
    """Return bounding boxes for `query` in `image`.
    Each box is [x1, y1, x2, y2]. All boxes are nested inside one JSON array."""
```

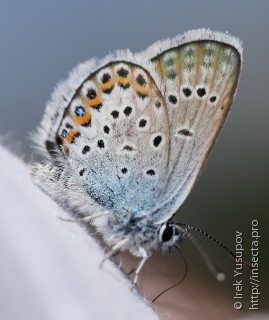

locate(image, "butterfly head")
[[157, 219, 187, 252]]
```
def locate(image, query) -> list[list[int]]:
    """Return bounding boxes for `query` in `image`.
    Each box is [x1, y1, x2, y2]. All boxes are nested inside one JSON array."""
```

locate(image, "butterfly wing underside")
[[33, 31, 242, 226], [150, 39, 242, 222]]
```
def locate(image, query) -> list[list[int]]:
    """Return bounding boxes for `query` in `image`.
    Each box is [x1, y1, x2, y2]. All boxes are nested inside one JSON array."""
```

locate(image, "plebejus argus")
[[31, 29, 242, 285]]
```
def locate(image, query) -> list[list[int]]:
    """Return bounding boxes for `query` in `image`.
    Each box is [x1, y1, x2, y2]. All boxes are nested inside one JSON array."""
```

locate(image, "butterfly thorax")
[[104, 213, 158, 252], [94, 212, 186, 256]]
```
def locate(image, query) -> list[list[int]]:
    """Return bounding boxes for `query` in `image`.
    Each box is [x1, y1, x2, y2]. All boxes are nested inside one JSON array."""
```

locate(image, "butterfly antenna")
[[152, 247, 188, 303], [177, 223, 251, 274], [175, 223, 227, 281]]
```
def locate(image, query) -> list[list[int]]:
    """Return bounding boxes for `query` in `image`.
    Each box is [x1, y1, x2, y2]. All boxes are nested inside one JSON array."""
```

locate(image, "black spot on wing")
[[136, 74, 146, 86], [146, 169, 155, 176], [155, 101, 161, 108], [87, 89, 97, 99], [168, 95, 177, 104], [178, 129, 193, 137], [82, 145, 90, 154], [103, 125, 110, 134], [111, 110, 119, 119], [153, 135, 162, 147], [123, 145, 133, 151], [97, 140, 105, 148], [123, 106, 132, 116], [65, 123, 73, 129], [197, 88, 206, 97], [101, 73, 111, 83], [139, 119, 147, 127], [210, 96, 217, 102], [79, 168, 86, 176], [182, 87, 192, 97], [117, 68, 129, 78]]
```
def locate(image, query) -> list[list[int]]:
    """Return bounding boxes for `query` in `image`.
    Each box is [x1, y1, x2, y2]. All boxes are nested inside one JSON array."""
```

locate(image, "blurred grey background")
[[0, 0, 268, 315]]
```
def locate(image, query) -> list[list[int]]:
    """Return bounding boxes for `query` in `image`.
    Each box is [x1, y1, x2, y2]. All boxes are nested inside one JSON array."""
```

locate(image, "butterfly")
[[31, 29, 242, 284]]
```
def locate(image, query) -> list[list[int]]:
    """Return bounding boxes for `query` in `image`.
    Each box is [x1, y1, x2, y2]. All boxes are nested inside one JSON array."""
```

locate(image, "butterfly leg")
[[133, 246, 150, 286], [59, 210, 110, 223], [100, 237, 130, 268]]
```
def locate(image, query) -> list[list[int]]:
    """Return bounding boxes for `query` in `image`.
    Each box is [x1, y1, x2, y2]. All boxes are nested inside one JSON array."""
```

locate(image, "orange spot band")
[[87, 96, 102, 108], [66, 130, 80, 144], [101, 80, 114, 91], [117, 77, 130, 86], [135, 86, 149, 95], [73, 110, 91, 125]]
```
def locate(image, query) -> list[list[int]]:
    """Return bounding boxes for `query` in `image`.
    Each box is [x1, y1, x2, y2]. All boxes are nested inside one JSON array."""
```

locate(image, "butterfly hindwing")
[[149, 33, 242, 222], [56, 61, 170, 218]]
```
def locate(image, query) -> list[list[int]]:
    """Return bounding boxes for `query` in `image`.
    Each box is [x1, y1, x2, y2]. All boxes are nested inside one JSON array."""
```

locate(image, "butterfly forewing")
[[151, 40, 241, 221], [56, 61, 170, 217]]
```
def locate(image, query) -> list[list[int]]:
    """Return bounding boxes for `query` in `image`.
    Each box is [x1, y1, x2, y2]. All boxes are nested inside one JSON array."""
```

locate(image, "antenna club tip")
[[216, 272, 226, 281]]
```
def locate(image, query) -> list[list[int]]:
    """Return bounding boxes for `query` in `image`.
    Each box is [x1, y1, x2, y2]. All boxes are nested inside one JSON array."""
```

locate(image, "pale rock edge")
[[0, 145, 158, 320]]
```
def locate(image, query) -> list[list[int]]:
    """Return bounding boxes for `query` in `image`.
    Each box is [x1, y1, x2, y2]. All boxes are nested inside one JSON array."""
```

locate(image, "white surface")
[[0, 145, 158, 320]]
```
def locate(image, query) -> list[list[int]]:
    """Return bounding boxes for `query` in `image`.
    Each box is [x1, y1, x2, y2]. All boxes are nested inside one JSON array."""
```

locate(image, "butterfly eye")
[[162, 226, 174, 242], [158, 222, 175, 243]]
